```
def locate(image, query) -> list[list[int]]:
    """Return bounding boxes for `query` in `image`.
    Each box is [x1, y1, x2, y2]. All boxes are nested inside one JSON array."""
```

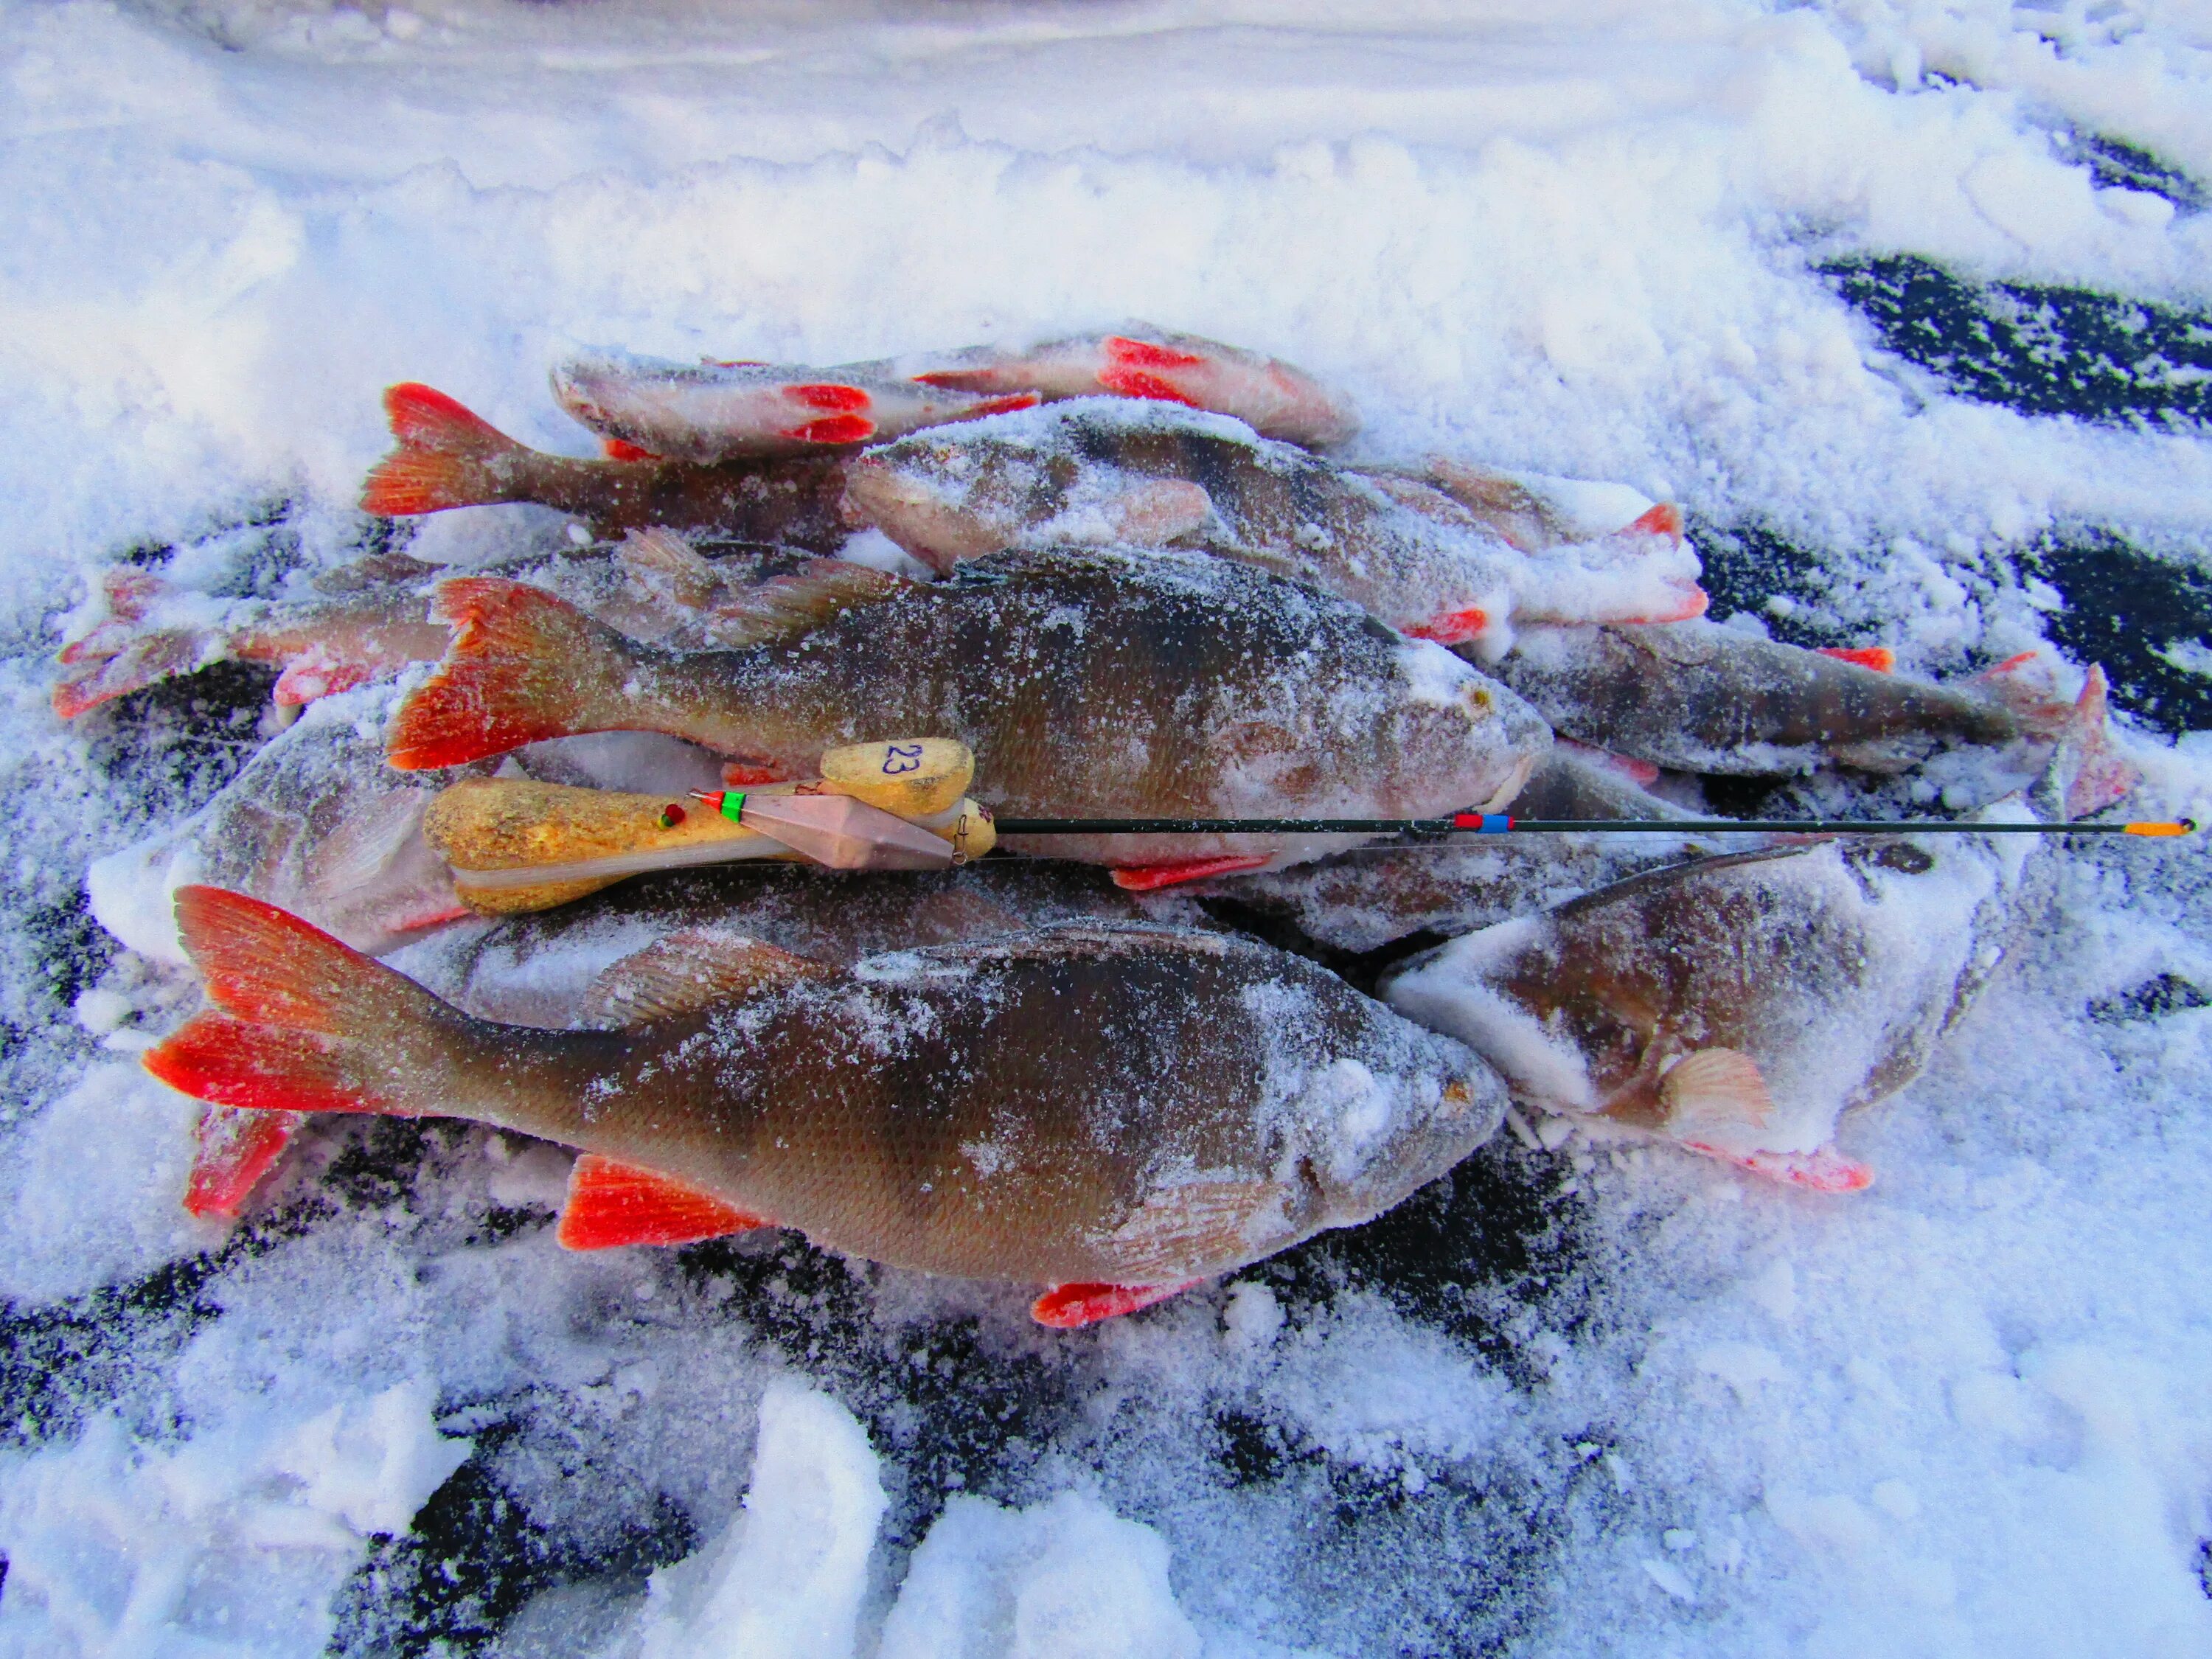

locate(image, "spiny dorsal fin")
[[1658, 1048, 1774, 1139], [704, 558, 911, 650], [556, 1152, 772, 1250], [616, 527, 719, 609], [580, 928, 833, 1028]]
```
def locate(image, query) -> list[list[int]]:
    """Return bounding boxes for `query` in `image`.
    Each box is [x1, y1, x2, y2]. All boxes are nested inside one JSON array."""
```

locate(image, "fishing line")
[[989, 814, 2197, 837]]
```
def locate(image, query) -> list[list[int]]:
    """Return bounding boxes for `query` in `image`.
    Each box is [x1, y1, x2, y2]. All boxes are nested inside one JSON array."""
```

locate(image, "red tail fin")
[[184, 1106, 302, 1218], [144, 887, 457, 1117], [361, 383, 527, 516], [2051, 664, 2139, 818], [52, 630, 210, 717], [386, 577, 641, 770], [1621, 502, 1683, 540], [1817, 645, 1896, 673]]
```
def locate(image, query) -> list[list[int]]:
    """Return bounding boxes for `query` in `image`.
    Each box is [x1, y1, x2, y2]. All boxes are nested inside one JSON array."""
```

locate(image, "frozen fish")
[[192, 858, 1167, 1220], [844, 400, 1704, 656], [1488, 621, 2086, 776], [86, 688, 481, 965], [382, 548, 1555, 884], [1219, 742, 1742, 954], [397, 858, 1168, 1031], [54, 534, 876, 718], [905, 328, 1359, 448], [54, 557, 453, 719], [362, 383, 855, 543], [1382, 674, 2135, 1189], [550, 352, 1040, 463], [145, 892, 1503, 1326]]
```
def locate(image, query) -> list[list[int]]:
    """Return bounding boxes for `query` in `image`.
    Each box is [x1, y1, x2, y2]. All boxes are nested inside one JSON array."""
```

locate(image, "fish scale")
[[386, 547, 1553, 876], [147, 897, 1503, 1293]]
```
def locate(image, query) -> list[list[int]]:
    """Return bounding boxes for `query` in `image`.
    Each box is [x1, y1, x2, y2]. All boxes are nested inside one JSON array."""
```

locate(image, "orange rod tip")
[[2123, 820, 2195, 837]]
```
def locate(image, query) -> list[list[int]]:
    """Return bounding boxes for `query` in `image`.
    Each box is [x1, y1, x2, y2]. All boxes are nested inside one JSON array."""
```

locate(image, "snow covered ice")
[[3, 0, 2212, 1655]]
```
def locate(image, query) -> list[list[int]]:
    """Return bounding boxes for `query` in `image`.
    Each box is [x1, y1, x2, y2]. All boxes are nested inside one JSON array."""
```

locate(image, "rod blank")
[[989, 815, 2197, 838]]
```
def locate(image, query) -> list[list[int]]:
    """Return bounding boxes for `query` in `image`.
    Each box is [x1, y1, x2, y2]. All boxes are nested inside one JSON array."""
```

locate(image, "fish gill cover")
[[1, 1, 2211, 1657]]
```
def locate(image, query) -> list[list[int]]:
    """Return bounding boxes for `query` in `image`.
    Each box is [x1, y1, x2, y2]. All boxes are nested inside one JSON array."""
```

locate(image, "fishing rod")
[[990, 813, 2198, 837]]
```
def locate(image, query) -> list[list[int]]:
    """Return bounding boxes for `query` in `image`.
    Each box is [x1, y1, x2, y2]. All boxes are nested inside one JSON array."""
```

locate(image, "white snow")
[[3, 0, 2211, 1655], [632, 1381, 886, 1659]]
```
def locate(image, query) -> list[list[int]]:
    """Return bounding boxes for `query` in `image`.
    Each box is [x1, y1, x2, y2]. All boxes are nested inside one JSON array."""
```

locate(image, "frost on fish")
[[86, 689, 481, 964], [1489, 621, 2084, 777], [901, 327, 1360, 448], [844, 399, 1703, 653], [383, 546, 1554, 875], [53, 558, 454, 720], [144, 898, 1505, 1298], [1382, 827, 2042, 1177], [361, 381, 855, 543], [550, 351, 1040, 462], [392, 858, 1173, 1030], [1217, 742, 1756, 953], [52, 536, 880, 719]]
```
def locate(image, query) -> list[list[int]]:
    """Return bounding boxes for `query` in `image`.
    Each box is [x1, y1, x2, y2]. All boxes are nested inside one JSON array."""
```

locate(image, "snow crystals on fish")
[[384, 546, 1554, 877], [145, 897, 1500, 1310], [846, 397, 1705, 657]]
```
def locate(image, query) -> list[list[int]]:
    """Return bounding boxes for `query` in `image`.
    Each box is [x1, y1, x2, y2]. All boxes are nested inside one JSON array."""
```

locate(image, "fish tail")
[[52, 627, 212, 717], [52, 568, 223, 717], [144, 887, 473, 1119], [2040, 664, 2140, 819], [361, 383, 529, 515], [386, 577, 649, 769], [1969, 649, 2073, 734]]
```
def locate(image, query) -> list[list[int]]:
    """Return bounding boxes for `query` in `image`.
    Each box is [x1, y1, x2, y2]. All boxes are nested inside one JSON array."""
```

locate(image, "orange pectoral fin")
[[962, 392, 1043, 417], [779, 414, 877, 445], [1096, 366, 1202, 407], [1403, 608, 1490, 646], [602, 438, 661, 462], [1032, 1280, 1200, 1329], [1104, 335, 1206, 371], [1816, 645, 1896, 674], [184, 1105, 304, 1218], [1680, 1141, 1874, 1194], [1621, 502, 1683, 540], [1110, 854, 1270, 891], [555, 1153, 773, 1251], [272, 656, 378, 708]]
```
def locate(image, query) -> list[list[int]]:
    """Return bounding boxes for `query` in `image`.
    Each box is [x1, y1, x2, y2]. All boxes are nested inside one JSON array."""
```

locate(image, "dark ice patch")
[[2060, 133, 2205, 213], [1684, 517, 1854, 650], [2014, 531, 2212, 734], [326, 1430, 696, 1659], [1822, 253, 2212, 428], [2090, 973, 2211, 1024]]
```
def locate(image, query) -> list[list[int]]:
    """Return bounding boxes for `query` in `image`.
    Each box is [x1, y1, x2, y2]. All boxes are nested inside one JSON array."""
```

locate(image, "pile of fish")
[[56, 327, 2142, 1327]]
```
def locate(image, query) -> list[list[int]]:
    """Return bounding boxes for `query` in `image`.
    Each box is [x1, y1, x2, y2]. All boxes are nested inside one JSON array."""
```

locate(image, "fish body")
[[1382, 831, 2033, 1175], [844, 401, 1704, 655], [86, 690, 482, 962], [54, 536, 869, 719], [551, 353, 1040, 463], [54, 563, 453, 719], [149, 894, 1503, 1291], [1489, 621, 2053, 776], [1217, 743, 1739, 955], [362, 383, 853, 542], [905, 329, 1359, 448], [397, 859, 1169, 1030], [1400, 458, 1662, 554], [384, 549, 1554, 874]]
